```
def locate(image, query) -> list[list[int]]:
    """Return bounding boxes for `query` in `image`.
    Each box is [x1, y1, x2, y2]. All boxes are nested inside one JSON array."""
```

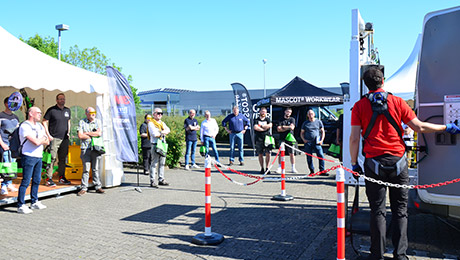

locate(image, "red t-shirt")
[[351, 89, 416, 158]]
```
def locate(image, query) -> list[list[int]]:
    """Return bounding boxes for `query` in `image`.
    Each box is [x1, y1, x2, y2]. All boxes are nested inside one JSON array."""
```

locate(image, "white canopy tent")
[[384, 34, 421, 101], [0, 26, 124, 187]]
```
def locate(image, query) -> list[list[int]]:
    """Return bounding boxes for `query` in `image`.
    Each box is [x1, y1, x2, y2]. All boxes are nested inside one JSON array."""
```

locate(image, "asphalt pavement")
[[0, 144, 459, 260]]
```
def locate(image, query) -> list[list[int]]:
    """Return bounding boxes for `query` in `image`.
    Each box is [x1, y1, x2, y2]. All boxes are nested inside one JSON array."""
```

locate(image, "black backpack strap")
[[362, 111, 379, 140], [383, 109, 403, 137]]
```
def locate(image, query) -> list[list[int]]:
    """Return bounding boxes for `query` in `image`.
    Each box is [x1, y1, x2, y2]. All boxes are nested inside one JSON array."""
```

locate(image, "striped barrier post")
[[272, 142, 294, 201], [336, 167, 345, 260], [192, 156, 224, 245]]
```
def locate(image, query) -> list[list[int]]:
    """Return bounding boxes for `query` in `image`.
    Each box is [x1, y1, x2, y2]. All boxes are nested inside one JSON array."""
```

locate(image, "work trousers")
[[46, 137, 69, 179], [364, 154, 409, 260], [150, 144, 166, 184], [141, 146, 152, 174], [80, 148, 102, 191]]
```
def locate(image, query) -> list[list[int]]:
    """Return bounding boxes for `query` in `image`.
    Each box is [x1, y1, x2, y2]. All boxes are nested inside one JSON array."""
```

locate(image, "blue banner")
[[106, 66, 138, 162]]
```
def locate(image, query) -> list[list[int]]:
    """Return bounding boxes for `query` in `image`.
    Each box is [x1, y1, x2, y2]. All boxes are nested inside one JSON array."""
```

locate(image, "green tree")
[[19, 34, 58, 59], [62, 45, 141, 112]]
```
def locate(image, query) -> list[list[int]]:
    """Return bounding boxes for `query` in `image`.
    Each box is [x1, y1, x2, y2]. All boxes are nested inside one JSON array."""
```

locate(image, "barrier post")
[[192, 156, 224, 245], [272, 142, 294, 201], [336, 167, 345, 260]]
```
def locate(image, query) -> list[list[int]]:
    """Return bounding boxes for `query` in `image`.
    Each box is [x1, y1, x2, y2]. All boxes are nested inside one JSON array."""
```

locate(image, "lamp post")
[[262, 59, 267, 97], [55, 24, 69, 60]]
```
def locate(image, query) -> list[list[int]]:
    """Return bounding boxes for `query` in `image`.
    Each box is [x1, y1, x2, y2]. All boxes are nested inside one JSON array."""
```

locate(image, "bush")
[[136, 114, 229, 169], [162, 116, 186, 168]]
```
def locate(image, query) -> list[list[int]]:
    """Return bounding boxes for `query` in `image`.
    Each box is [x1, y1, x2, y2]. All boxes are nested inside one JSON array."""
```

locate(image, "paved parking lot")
[[1, 147, 459, 259]]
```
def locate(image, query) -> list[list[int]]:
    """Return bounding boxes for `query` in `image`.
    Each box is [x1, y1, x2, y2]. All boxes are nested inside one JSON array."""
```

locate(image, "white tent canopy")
[[0, 26, 108, 94], [384, 34, 421, 100], [0, 25, 123, 187]]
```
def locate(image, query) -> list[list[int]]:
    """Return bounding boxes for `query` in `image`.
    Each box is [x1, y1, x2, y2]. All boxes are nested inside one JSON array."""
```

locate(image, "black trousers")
[[141, 147, 152, 174], [364, 154, 409, 260]]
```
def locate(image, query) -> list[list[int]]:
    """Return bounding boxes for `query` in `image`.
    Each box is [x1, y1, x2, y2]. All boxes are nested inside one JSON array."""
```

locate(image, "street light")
[[262, 59, 267, 97], [55, 24, 69, 60]]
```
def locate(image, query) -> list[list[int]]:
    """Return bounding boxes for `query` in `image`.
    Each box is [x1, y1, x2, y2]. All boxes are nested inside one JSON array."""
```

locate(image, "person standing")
[[276, 107, 297, 173], [0, 97, 19, 195], [148, 108, 170, 188], [184, 109, 200, 170], [300, 109, 327, 176], [222, 106, 250, 166], [17, 107, 49, 214], [349, 67, 460, 259], [43, 93, 71, 186], [254, 107, 272, 174], [76, 107, 104, 196], [139, 114, 152, 175], [200, 110, 220, 163]]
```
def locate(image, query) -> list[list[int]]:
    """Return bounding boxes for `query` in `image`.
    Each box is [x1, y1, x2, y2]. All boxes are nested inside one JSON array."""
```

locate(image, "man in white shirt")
[[200, 110, 220, 163], [17, 107, 50, 214], [148, 108, 171, 188]]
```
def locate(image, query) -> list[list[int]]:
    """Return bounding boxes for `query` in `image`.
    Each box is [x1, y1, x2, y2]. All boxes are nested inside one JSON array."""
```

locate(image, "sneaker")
[[276, 167, 282, 174], [291, 168, 298, 173], [7, 184, 18, 192], [266, 170, 271, 175], [77, 189, 86, 196], [191, 164, 200, 169], [320, 172, 330, 177], [260, 168, 265, 175], [31, 201, 47, 210], [143, 171, 149, 176], [96, 188, 105, 194], [185, 165, 190, 170], [45, 178, 56, 187], [17, 205, 33, 214], [1, 186, 8, 195], [229, 161, 234, 166], [59, 177, 71, 185], [159, 180, 169, 186], [150, 182, 159, 188], [239, 162, 244, 166]]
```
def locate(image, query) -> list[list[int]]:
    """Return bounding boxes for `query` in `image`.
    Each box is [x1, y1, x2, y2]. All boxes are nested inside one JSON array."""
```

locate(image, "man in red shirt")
[[350, 67, 460, 260]]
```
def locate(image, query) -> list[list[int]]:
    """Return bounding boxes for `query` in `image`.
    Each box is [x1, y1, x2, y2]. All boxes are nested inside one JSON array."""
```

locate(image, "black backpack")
[[9, 122, 26, 158]]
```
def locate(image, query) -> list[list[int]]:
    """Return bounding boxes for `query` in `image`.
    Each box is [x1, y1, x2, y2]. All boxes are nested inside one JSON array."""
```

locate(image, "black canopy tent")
[[255, 76, 344, 145], [256, 76, 343, 107]]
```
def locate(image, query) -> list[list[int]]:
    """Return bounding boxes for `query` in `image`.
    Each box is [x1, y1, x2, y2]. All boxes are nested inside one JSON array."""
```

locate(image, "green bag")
[[91, 136, 106, 155], [42, 151, 52, 164], [326, 143, 341, 158], [199, 145, 207, 157], [155, 138, 168, 157], [264, 135, 275, 149], [285, 132, 296, 143], [0, 161, 18, 180]]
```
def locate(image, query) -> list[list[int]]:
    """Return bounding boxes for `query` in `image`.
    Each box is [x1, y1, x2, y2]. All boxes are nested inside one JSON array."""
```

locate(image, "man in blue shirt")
[[222, 106, 250, 166], [184, 109, 200, 170]]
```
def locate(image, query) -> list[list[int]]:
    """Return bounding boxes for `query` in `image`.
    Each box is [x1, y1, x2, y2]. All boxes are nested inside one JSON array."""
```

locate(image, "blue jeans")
[[229, 132, 244, 162], [17, 155, 42, 207], [304, 142, 324, 172], [203, 136, 219, 162], [185, 140, 197, 165], [1, 150, 14, 187]]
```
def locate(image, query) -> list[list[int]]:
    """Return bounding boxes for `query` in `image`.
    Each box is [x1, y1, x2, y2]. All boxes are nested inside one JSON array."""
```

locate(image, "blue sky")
[[1, 1, 459, 93]]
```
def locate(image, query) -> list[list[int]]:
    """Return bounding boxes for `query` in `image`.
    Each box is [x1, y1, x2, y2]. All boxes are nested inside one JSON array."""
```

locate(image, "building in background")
[[139, 87, 342, 117]]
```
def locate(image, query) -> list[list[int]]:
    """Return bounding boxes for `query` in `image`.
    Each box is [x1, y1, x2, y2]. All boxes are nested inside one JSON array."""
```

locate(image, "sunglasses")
[[89, 112, 97, 115], [155, 112, 163, 115]]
